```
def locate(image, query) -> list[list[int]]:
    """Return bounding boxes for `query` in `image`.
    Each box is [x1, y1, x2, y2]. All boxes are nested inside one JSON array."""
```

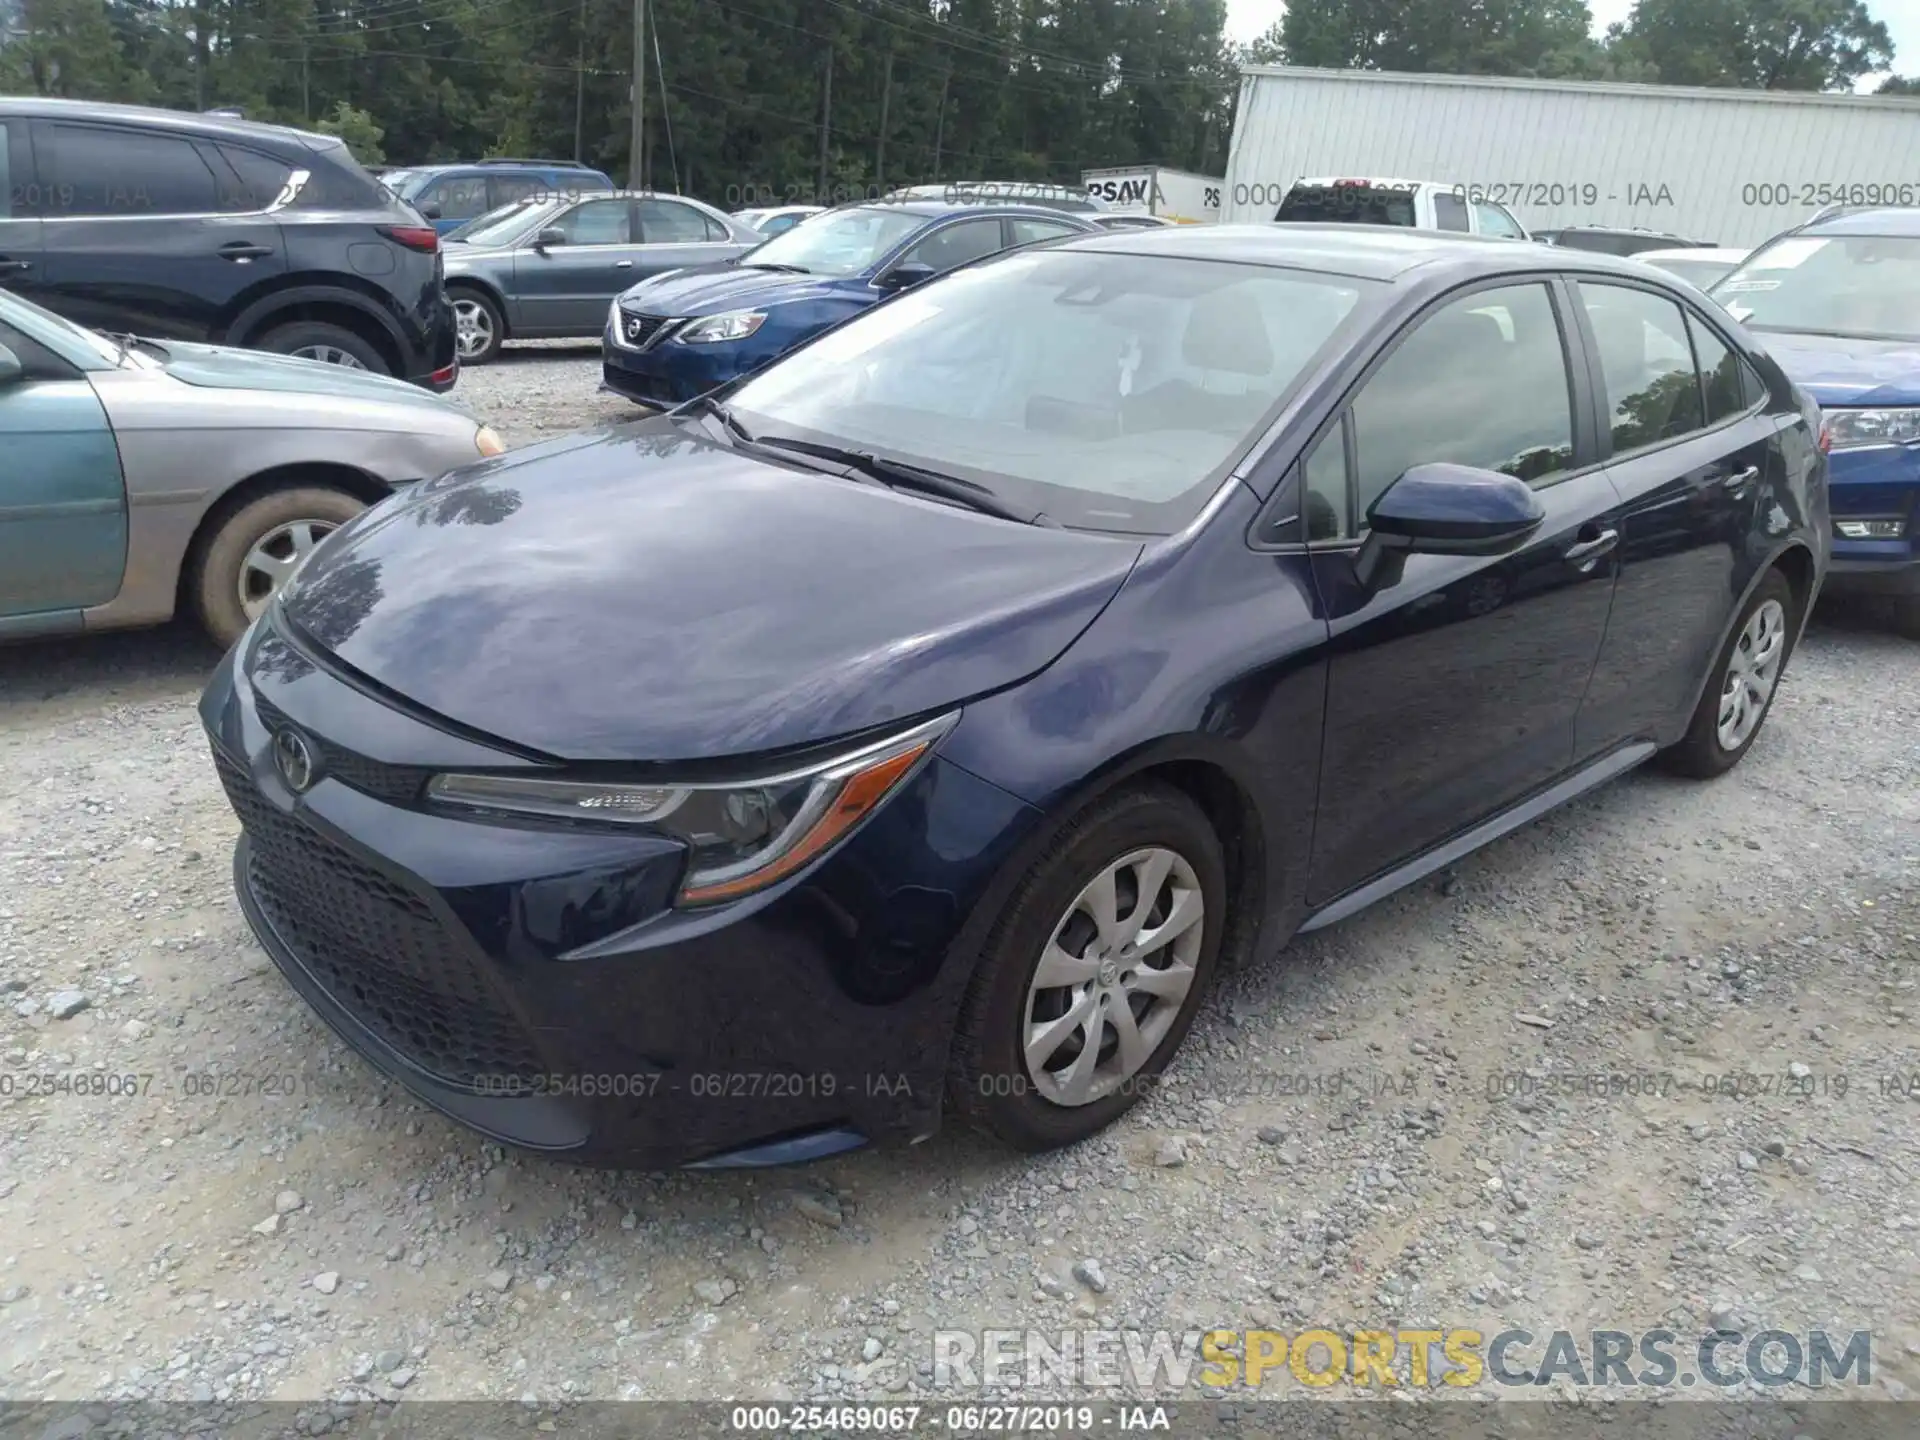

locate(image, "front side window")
[[728, 250, 1371, 534], [740, 205, 928, 277], [552, 198, 631, 245], [1474, 202, 1526, 239], [899, 218, 1005, 273], [423, 174, 490, 221], [1347, 283, 1575, 524], [44, 124, 220, 216], [450, 198, 557, 247], [1577, 282, 1705, 453], [1713, 233, 1920, 342], [1432, 191, 1469, 233], [1301, 422, 1351, 541], [635, 199, 712, 243]]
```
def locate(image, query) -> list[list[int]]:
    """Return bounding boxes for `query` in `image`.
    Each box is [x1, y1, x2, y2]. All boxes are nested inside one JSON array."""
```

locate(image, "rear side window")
[[1276, 184, 1416, 227], [1578, 282, 1706, 451], [489, 174, 548, 207], [211, 144, 293, 212], [1687, 313, 1763, 424], [635, 198, 713, 243], [44, 123, 220, 216], [0, 121, 13, 219], [283, 147, 391, 211], [1010, 217, 1082, 245], [551, 198, 631, 245]]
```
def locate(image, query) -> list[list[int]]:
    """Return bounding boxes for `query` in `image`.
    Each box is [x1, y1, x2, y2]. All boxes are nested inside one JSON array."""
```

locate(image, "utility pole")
[[875, 49, 892, 192], [931, 70, 948, 181], [816, 46, 831, 201], [629, 0, 646, 189], [193, 0, 206, 109], [574, 0, 586, 164]]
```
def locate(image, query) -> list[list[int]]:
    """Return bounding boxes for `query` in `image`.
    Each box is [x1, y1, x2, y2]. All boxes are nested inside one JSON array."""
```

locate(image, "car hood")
[[618, 263, 860, 317], [152, 339, 470, 411], [276, 421, 1142, 761], [1758, 332, 1920, 408]]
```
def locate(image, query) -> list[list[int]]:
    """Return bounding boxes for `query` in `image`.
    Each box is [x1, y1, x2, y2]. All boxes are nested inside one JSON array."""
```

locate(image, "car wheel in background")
[[1659, 568, 1798, 779], [257, 321, 391, 375], [190, 486, 367, 648], [948, 783, 1225, 1152], [450, 289, 504, 365]]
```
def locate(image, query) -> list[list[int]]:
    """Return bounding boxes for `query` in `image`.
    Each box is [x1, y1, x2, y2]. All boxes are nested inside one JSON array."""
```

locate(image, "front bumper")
[[601, 322, 749, 408], [199, 625, 1038, 1168], [1822, 446, 1918, 593]]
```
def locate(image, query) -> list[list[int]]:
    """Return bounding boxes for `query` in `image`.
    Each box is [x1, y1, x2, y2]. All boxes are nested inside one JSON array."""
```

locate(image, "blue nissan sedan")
[[1712, 206, 1920, 635], [204, 225, 1825, 1169], [600, 200, 1098, 407]]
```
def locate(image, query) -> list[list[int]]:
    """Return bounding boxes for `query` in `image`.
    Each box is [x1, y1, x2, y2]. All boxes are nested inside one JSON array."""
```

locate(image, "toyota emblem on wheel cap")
[[272, 727, 317, 793]]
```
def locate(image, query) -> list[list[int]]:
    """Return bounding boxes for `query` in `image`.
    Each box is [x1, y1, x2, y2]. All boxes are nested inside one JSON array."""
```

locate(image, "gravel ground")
[[1, 348, 1917, 1416]]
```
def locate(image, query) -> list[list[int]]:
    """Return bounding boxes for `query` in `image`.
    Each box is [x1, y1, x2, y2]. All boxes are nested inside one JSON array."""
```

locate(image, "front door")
[[511, 196, 648, 332], [0, 316, 126, 617], [33, 119, 287, 342], [1301, 277, 1621, 904], [1569, 279, 1783, 755]]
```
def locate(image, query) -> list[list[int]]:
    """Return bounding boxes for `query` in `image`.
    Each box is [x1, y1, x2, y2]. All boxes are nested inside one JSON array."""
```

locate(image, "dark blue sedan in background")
[[205, 225, 1826, 1170], [601, 200, 1098, 407]]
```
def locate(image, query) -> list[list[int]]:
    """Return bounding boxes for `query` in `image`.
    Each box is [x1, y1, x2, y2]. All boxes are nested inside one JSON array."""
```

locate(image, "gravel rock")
[[792, 1193, 843, 1229], [46, 989, 89, 1019], [274, 1190, 304, 1215], [1071, 1259, 1108, 1294], [1153, 1136, 1188, 1167], [486, 1269, 513, 1293], [311, 1272, 340, 1295]]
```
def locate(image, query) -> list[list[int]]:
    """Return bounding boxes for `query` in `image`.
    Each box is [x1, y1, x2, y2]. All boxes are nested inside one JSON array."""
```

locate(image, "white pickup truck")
[[1274, 177, 1530, 240]]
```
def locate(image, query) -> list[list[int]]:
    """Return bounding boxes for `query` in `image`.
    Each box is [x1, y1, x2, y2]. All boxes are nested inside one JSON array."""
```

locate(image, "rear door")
[[0, 119, 46, 305], [34, 118, 287, 342], [1568, 279, 1780, 757], [0, 314, 126, 617]]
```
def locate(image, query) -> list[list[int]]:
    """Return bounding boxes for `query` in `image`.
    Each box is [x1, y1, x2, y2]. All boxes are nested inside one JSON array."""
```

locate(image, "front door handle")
[[1723, 465, 1761, 490], [218, 241, 275, 262], [0, 258, 31, 275], [614, 259, 634, 268], [1564, 528, 1619, 566]]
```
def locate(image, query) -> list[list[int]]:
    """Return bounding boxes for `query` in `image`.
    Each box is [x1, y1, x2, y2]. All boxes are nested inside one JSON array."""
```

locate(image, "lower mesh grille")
[[214, 746, 544, 1090]]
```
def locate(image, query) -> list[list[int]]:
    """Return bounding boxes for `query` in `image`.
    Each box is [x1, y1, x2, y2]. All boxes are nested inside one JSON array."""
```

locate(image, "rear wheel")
[[948, 784, 1225, 1152], [191, 486, 366, 647], [1659, 568, 1798, 778], [256, 321, 390, 375], [450, 288, 504, 364]]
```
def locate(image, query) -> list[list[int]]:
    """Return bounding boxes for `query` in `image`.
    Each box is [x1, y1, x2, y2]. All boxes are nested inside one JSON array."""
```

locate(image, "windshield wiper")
[[678, 392, 758, 446], [737, 261, 810, 274], [752, 434, 1058, 527]]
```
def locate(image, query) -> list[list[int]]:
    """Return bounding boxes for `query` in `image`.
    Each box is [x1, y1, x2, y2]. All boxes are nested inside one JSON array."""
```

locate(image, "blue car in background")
[[380, 159, 615, 233], [1712, 207, 1920, 633], [601, 201, 1098, 407]]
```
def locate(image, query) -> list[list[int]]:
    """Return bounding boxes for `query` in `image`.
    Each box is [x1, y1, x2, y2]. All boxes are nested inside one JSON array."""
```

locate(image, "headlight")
[[675, 310, 767, 345], [426, 711, 956, 905], [607, 296, 623, 332], [474, 424, 507, 457], [1823, 407, 1920, 451]]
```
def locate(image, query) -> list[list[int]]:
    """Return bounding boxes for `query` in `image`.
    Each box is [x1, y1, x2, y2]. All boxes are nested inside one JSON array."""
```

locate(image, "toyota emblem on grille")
[[272, 727, 317, 793]]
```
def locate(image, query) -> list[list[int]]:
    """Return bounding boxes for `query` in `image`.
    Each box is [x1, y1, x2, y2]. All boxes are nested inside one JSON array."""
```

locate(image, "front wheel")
[[1659, 568, 1798, 779], [947, 783, 1226, 1152], [190, 486, 366, 647]]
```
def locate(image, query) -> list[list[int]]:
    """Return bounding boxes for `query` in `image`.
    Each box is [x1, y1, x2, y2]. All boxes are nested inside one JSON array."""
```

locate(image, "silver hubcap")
[[1023, 846, 1205, 1107], [1717, 598, 1786, 751], [453, 298, 494, 359], [290, 343, 367, 369], [239, 520, 337, 619]]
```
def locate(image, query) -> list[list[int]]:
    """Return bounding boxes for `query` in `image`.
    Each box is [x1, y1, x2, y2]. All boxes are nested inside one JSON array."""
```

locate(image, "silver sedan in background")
[[0, 288, 504, 648]]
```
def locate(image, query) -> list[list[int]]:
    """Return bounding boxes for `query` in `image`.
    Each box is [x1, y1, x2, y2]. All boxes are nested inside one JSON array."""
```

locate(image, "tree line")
[[1, 0, 1912, 200]]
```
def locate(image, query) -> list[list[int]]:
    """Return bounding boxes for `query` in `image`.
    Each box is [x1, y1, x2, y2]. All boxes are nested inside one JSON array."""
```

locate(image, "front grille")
[[214, 746, 544, 1090], [253, 694, 432, 805], [618, 310, 676, 350]]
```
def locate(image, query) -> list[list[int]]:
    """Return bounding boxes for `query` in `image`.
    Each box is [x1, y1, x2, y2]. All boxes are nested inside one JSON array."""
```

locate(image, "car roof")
[[1294, 175, 1442, 190], [407, 159, 605, 175], [844, 199, 1098, 222], [1053, 221, 1692, 283], [0, 96, 340, 151], [1801, 206, 1920, 237]]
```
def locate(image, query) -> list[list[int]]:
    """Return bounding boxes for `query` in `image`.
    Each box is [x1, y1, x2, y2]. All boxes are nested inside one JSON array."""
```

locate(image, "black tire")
[[449, 286, 505, 365], [255, 321, 391, 376], [947, 783, 1227, 1153], [191, 486, 367, 648], [1658, 568, 1799, 779]]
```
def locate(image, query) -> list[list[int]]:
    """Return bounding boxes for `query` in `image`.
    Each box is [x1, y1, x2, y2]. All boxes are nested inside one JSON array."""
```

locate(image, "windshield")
[[447, 197, 560, 246], [742, 206, 929, 277], [728, 250, 1372, 534], [0, 287, 129, 367], [1712, 234, 1920, 341]]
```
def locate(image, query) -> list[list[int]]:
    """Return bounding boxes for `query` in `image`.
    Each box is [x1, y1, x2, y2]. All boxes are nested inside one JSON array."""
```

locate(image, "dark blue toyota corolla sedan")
[[202, 224, 1827, 1169], [600, 199, 1098, 408]]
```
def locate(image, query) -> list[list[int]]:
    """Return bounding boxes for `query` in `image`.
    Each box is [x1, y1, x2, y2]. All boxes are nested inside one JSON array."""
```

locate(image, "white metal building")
[[1225, 66, 1920, 247]]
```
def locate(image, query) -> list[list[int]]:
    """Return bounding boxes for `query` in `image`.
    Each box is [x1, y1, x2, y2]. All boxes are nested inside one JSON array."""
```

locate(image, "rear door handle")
[[1723, 465, 1761, 490], [614, 260, 634, 268], [1564, 528, 1619, 565], [218, 242, 275, 262], [0, 258, 31, 275]]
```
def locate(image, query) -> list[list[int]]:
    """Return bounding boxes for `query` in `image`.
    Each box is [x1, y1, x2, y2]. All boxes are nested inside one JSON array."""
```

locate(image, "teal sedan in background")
[[0, 288, 507, 647]]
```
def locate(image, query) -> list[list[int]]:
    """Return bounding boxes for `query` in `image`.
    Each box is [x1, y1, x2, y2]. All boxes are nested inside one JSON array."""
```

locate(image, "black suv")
[[0, 99, 456, 388]]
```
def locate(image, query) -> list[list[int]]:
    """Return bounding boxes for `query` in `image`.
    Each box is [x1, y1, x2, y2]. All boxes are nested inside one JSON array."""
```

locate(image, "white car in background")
[[731, 205, 826, 237], [1274, 177, 1530, 239], [1633, 246, 1750, 291]]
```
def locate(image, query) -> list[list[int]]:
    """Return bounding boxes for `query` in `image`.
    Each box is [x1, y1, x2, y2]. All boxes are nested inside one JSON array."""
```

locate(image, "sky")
[[1221, 0, 1920, 90]]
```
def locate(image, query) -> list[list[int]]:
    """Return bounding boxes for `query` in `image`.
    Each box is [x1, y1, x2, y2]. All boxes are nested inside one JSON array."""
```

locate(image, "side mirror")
[[418, 201, 443, 221], [1353, 462, 1545, 589], [0, 343, 22, 386], [532, 226, 568, 251], [879, 261, 936, 292]]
